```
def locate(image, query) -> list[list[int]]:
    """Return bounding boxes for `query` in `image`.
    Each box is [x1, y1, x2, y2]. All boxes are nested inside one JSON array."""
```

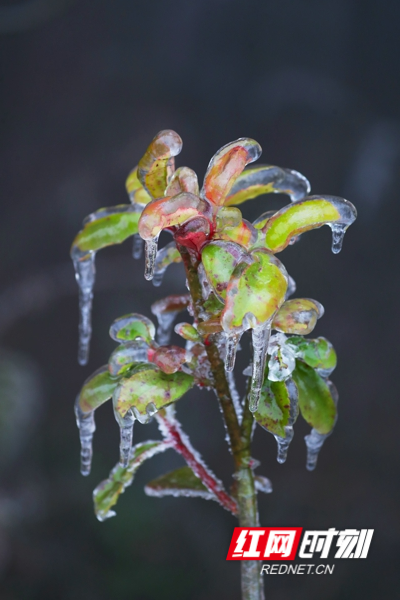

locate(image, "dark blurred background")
[[0, 1, 399, 598]]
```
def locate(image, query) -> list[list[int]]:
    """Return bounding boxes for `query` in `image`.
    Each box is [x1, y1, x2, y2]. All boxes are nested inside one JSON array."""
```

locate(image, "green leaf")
[[174, 323, 202, 342], [78, 366, 119, 413], [203, 292, 225, 315], [253, 369, 291, 437], [264, 198, 341, 253], [287, 336, 337, 371], [93, 441, 169, 521], [292, 361, 336, 434], [144, 466, 213, 499], [272, 298, 324, 335], [109, 313, 155, 344], [72, 207, 140, 254], [222, 249, 288, 332], [202, 243, 238, 299], [138, 130, 182, 198], [114, 367, 194, 420]]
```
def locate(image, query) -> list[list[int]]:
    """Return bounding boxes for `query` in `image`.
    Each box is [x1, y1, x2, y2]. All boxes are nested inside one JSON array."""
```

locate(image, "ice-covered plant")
[[71, 130, 356, 600]]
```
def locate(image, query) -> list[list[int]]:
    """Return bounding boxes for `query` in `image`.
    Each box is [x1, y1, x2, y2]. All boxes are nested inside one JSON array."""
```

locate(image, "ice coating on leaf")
[[267, 333, 297, 381], [225, 165, 311, 206], [108, 342, 149, 376], [93, 440, 170, 521], [215, 206, 243, 230], [144, 466, 215, 500], [78, 365, 119, 413], [174, 322, 201, 342], [263, 195, 357, 254], [273, 379, 299, 463], [254, 475, 273, 494], [137, 129, 182, 198], [109, 313, 155, 344], [272, 298, 324, 335], [174, 216, 211, 254], [152, 241, 182, 287], [138, 193, 212, 240], [165, 167, 199, 196], [285, 275, 297, 299], [201, 138, 262, 206], [71, 247, 96, 365], [286, 336, 337, 375], [216, 218, 258, 249], [125, 166, 152, 205], [304, 381, 338, 470], [197, 316, 223, 336], [113, 367, 194, 421], [202, 241, 253, 301], [253, 366, 291, 437], [73, 205, 141, 254], [292, 361, 336, 435], [151, 294, 190, 345], [222, 249, 288, 334], [249, 322, 272, 412], [253, 209, 277, 230], [74, 397, 96, 476], [150, 346, 188, 374], [224, 332, 242, 371]]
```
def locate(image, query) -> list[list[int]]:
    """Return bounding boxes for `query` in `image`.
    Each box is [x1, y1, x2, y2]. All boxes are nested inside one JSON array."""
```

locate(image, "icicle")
[[274, 427, 294, 464], [74, 397, 96, 476], [226, 369, 243, 423], [152, 241, 181, 287], [132, 233, 144, 259], [113, 405, 135, 468], [330, 222, 348, 254], [304, 429, 330, 471], [305, 380, 338, 470], [249, 322, 271, 413], [225, 332, 241, 371], [144, 235, 160, 281], [154, 311, 179, 346], [71, 246, 96, 366], [273, 378, 299, 464]]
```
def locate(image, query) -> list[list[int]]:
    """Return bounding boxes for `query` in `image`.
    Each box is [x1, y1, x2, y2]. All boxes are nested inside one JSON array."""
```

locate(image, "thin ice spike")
[[144, 235, 160, 280], [113, 404, 135, 468], [71, 248, 96, 366], [225, 332, 241, 371], [249, 322, 271, 412], [226, 369, 243, 423], [74, 397, 96, 476]]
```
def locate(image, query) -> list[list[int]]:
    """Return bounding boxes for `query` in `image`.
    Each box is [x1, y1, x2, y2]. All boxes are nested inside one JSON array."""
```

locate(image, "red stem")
[[157, 412, 238, 515]]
